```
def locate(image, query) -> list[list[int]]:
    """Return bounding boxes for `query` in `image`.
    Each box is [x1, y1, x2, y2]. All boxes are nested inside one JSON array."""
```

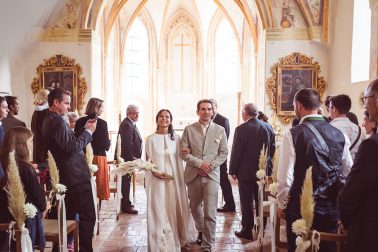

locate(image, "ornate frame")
[[31, 55, 87, 111], [267, 52, 326, 124]]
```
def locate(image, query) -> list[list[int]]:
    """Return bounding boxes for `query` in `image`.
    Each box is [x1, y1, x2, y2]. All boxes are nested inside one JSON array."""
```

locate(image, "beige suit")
[[181, 121, 228, 250]]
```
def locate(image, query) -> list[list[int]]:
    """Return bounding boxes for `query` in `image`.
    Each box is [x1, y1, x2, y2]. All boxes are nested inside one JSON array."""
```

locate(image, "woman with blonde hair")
[[75, 98, 111, 201], [0, 127, 46, 251], [31, 89, 50, 186]]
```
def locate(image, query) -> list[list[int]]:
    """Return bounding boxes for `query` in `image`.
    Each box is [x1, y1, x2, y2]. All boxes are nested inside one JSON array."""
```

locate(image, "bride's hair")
[[156, 109, 175, 140]]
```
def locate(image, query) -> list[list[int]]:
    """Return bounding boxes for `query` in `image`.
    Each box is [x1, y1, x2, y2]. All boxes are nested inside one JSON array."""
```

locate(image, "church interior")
[[0, 0, 377, 251]]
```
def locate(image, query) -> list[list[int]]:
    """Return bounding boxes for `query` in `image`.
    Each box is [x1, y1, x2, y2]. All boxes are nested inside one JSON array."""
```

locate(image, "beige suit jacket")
[[180, 121, 228, 184]]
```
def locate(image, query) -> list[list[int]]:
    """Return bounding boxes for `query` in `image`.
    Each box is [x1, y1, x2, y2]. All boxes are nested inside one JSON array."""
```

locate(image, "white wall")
[[10, 41, 92, 127], [264, 39, 329, 133], [328, 0, 373, 124]]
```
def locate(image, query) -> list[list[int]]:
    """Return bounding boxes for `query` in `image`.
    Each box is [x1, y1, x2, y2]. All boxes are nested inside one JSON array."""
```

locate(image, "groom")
[[181, 99, 228, 251]]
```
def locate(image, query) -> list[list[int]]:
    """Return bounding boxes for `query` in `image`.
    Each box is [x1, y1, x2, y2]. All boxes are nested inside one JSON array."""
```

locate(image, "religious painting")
[[267, 52, 326, 124], [43, 70, 74, 95], [31, 55, 87, 112], [280, 68, 313, 111]]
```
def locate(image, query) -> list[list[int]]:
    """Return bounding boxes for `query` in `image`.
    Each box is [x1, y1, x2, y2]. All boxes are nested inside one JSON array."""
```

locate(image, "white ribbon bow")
[[20, 224, 33, 252], [295, 236, 311, 252]]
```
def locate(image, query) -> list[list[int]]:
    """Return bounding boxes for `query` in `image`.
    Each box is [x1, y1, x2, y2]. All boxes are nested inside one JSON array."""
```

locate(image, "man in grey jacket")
[[181, 99, 228, 251]]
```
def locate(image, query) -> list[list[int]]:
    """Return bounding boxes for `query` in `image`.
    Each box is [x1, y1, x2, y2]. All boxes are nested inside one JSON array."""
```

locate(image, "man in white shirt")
[[277, 88, 353, 252], [329, 94, 365, 160]]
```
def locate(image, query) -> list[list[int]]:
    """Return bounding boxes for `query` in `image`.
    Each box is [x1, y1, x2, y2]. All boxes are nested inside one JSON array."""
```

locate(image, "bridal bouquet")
[[112, 159, 174, 180]]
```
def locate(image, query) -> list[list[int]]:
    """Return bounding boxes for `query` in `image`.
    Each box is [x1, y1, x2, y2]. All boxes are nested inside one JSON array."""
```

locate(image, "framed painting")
[[267, 53, 326, 124], [31, 55, 87, 112]]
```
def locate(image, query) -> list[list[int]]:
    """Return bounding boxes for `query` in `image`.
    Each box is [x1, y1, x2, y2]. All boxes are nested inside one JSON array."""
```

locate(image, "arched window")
[[351, 0, 371, 83], [214, 17, 240, 93], [121, 17, 149, 136]]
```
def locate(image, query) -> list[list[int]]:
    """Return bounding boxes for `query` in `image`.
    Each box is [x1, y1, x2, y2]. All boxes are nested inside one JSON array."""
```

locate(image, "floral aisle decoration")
[[268, 149, 279, 197], [5, 151, 26, 228], [86, 144, 98, 175], [85, 143, 99, 235], [256, 145, 268, 247], [291, 167, 320, 252], [112, 159, 174, 180], [48, 151, 67, 196], [5, 151, 34, 251], [47, 151, 68, 250]]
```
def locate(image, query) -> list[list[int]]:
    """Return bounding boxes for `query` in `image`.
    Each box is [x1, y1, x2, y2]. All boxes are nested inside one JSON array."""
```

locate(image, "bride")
[[145, 109, 195, 251]]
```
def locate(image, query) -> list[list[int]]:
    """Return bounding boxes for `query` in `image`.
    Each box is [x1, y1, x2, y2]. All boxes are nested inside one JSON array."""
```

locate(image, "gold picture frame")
[[31, 55, 88, 111], [267, 52, 326, 124]]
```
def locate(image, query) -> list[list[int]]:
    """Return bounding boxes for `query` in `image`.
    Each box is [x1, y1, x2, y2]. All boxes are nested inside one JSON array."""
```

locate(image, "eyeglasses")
[[361, 95, 376, 104]]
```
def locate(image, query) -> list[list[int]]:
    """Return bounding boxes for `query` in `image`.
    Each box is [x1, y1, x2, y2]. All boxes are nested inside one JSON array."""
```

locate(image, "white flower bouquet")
[[54, 183, 67, 194], [24, 203, 38, 219], [112, 159, 174, 180]]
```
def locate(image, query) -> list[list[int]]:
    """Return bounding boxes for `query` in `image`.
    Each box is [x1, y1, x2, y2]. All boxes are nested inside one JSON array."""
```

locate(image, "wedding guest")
[[329, 94, 365, 160], [31, 90, 50, 179], [257, 111, 269, 122], [229, 103, 275, 240], [0, 127, 46, 251], [209, 99, 235, 213], [2, 96, 26, 132], [67, 112, 78, 130], [339, 78, 378, 252], [277, 88, 353, 252], [180, 99, 228, 251], [362, 110, 377, 136], [116, 105, 141, 214], [145, 109, 195, 251], [75, 98, 111, 201], [42, 88, 96, 251], [0, 96, 8, 178]]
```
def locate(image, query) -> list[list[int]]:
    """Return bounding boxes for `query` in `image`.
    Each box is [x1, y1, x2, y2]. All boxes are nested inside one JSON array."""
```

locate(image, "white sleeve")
[[277, 130, 296, 210], [341, 133, 353, 178]]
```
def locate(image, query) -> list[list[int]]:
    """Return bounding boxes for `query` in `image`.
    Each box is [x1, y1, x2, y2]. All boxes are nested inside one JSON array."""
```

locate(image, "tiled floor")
[[91, 182, 274, 252]]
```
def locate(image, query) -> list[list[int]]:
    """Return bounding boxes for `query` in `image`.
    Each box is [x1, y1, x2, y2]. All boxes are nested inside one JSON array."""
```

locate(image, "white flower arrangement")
[[24, 203, 38, 218], [256, 169, 266, 180], [113, 159, 174, 180], [268, 182, 278, 196], [89, 164, 98, 174], [54, 183, 67, 194], [291, 167, 319, 252], [292, 219, 308, 236], [215, 134, 223, 143]]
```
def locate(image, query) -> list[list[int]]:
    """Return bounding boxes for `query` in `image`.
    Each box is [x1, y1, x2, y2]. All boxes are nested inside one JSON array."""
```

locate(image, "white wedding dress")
[[145, 133, 195, 252]]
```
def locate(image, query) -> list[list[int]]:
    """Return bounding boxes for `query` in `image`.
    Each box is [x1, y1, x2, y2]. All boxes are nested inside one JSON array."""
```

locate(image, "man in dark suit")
[[0, 96, 8, 146], [229, 103, 275, 240], [209, 99, 235, 212], [2, 96, 26, 132], [339, 78, 378, 252], [117, 105, 142, 214], [0, 96, 7, 178]]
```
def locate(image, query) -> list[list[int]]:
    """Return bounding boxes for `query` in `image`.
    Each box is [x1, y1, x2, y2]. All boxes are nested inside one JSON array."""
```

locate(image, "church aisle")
[[47, 183, 274, 251]]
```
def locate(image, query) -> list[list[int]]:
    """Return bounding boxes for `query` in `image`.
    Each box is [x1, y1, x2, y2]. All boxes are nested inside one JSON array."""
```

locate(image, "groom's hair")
[[196, 99, 213, 111]]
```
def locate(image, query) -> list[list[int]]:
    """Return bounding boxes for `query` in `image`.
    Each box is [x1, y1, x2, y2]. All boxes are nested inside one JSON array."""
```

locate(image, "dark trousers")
[[121, 175, 132, 210], [65, 181, 96, 252], [238, 180, 258, 231], [286, 198, 339, 252], [219, 162, 235, 209]]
